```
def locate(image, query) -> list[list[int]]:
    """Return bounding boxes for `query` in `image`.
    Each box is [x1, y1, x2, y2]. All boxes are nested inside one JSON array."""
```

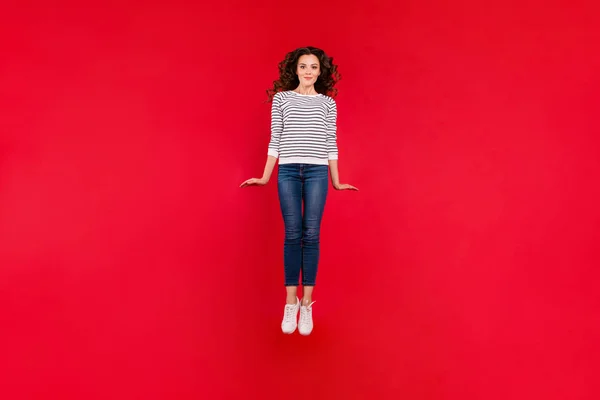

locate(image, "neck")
[[294, 84, 317, 95]]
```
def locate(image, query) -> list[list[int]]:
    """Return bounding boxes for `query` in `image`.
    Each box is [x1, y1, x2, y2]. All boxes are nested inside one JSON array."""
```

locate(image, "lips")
[[304, 77, 313, 79]]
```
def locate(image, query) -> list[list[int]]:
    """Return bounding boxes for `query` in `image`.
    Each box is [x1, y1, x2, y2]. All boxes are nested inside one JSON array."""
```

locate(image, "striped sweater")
[[267, 90, 338, 165]]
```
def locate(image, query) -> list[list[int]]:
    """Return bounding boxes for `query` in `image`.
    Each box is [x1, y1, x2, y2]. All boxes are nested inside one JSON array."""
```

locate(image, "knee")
[[285, 227, 302, 243], [302, 227, 320, 244]]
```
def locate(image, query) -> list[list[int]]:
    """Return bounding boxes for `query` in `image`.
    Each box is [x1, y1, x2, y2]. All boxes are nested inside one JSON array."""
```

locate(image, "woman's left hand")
[[333, 183, 358, 191]]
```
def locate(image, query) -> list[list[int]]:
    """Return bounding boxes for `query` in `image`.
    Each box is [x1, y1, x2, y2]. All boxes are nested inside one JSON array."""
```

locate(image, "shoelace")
[[299, 302, 315, 325], [283, 304, 297, 323]]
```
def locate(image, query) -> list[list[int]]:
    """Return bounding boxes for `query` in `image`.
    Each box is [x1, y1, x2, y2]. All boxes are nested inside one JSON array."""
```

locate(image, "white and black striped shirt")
[[267, 90, 338, 165]]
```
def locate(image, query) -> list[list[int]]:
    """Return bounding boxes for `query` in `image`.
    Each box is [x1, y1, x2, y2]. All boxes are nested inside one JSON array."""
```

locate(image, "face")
[[296, 54, 321, 85]]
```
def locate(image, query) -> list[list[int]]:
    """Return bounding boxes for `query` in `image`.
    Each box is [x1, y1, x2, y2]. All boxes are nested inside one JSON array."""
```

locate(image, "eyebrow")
[[299, 63, 319, 66]]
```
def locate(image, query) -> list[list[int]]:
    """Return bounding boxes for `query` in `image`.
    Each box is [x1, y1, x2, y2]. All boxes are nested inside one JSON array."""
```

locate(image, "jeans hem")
[[284, 283, 316, 286]]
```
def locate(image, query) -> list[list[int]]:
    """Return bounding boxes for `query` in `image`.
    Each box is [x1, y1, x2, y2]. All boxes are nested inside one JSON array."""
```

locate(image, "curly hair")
[[266, 46, 341, 102]]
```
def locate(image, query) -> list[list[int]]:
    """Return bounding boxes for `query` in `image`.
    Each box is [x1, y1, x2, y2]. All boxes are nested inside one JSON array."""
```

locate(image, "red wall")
[[1, 1, 599, 399]]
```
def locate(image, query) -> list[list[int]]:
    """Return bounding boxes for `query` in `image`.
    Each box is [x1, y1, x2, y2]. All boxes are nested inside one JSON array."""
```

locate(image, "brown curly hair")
[[266, 46, 341, 102]]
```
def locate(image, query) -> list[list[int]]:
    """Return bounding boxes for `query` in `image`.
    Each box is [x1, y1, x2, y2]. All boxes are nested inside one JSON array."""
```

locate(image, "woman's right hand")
[[239, 177, 268, 188]]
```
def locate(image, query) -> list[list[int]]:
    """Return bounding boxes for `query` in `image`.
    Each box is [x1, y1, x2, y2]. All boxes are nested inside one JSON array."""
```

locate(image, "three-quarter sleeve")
[[267, 93, 283, 158], [326, 99, 339, 160]]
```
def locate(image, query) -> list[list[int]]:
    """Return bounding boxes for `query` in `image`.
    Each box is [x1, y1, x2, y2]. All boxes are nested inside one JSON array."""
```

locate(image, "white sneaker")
[[281, 297, 300, 334], [298, 300, 316, 336]]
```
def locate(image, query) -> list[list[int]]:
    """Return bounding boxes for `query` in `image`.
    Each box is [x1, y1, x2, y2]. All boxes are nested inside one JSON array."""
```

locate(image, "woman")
[[240, 46, 358, 335]]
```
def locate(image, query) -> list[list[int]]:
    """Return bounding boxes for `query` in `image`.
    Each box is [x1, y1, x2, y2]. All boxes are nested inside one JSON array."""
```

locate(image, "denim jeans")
[[277, 163, 329, 286]]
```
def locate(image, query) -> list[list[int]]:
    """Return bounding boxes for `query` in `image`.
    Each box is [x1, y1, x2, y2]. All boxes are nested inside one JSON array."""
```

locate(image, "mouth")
[[303, 76, 313, 80]]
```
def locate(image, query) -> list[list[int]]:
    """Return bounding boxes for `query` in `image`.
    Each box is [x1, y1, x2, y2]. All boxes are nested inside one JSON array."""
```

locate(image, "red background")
[[1, 0, 599, 399]]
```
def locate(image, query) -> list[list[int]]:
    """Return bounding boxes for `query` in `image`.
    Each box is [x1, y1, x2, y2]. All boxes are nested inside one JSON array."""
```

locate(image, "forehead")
[[298, 54, 320, 65]]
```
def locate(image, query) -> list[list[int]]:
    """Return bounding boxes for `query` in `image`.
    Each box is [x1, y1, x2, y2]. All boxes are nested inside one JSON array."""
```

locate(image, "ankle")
[[286, 296, 298, 305], [301, 298, 312, 306]]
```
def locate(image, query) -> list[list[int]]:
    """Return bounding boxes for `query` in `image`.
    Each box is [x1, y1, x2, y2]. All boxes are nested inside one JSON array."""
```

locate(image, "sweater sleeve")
[[267, 93, 283, 158], [326, 98, 339, 160]]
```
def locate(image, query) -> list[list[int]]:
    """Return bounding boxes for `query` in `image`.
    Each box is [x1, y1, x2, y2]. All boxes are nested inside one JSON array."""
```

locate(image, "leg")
[[277, 164, 302, 304], [285, 286, 298, 305], [301, 164, 329, 302], [298, 166, 327, 337], [302, 286, 314, 306]]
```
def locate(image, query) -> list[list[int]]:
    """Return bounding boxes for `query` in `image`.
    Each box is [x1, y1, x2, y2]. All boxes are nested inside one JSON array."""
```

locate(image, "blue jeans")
[[277, 164, 329, 286]]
